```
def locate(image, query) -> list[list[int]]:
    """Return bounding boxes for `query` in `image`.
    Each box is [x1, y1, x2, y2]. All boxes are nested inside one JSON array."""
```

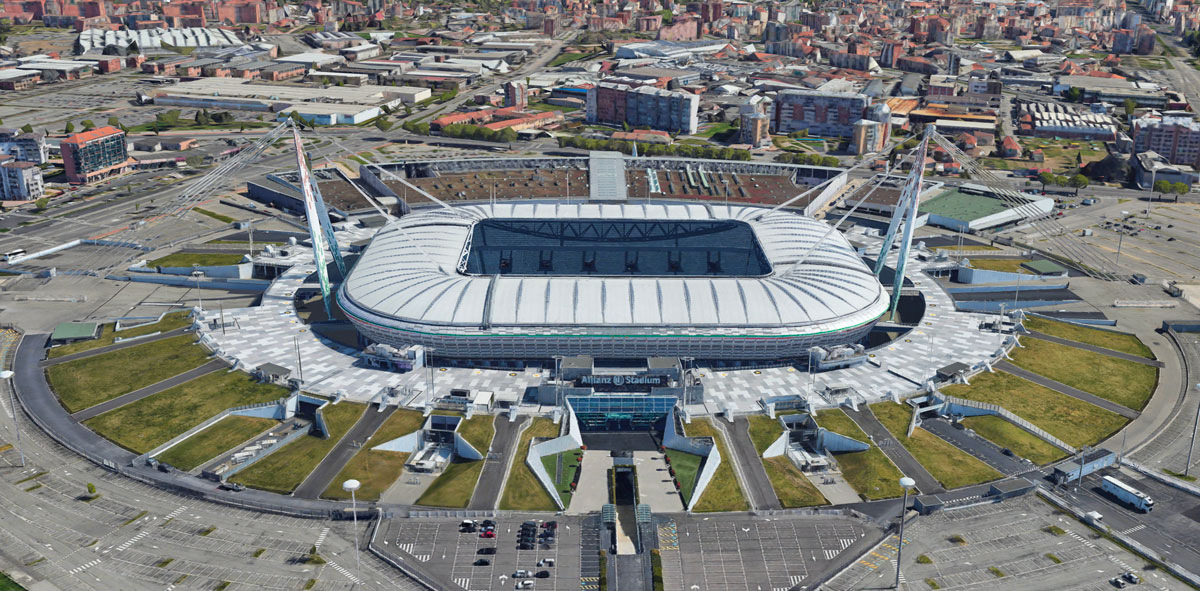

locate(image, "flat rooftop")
[[921, 188, 1012, 221]]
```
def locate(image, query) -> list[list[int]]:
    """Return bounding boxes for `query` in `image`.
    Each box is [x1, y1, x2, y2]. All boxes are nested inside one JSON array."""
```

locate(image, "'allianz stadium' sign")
[[576, 374, 667, 392]]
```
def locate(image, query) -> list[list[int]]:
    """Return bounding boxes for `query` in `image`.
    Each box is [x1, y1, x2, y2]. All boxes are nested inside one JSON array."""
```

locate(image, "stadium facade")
[[338, 201, 889, 361]]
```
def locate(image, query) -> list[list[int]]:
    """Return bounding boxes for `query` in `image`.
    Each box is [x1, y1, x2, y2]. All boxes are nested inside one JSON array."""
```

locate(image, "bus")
[[3, 248, 26, 262], [1101, 476, 1154, 512]]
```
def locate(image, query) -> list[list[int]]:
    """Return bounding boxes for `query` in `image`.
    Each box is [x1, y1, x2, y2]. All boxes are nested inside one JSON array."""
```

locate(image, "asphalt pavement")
[[469, 415, 526, 510], [995, 361, 1139, 419], [920, 417, 1036, 475], [70, 358, 227, 422], [293, 402, 395, 499], [728, 417, 782, 511]]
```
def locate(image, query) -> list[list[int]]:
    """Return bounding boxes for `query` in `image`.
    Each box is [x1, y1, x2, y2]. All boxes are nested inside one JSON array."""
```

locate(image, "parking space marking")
[[111, 530, 150, 552]]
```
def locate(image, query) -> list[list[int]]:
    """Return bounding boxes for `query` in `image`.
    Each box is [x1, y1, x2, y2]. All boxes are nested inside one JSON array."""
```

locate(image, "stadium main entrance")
[[568, 395, 677, 451]]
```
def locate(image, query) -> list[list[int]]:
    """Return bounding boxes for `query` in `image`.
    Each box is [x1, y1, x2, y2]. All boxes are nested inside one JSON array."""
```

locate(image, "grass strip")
[[941, 371, 1128, 447], [664, 448, 702, 504], [685, 418, 750, 512], [499, 417, 560, 511], [746, 415, 783, 455], [960, 415, 1066, 465], [815, 409, 906, 499], [191, 208, 235, 223], [84, 370, 287, 454], [415, 459, 486, 508], [763, 456, 827, 508], [540, 449, 583, 508], [457, 414, 496, 454], [230, 402, 366, 494], [1024, 316, 1153, 358], [48, 311, 191, 359], [147, 252, 246, 268], [322, 409, 425, 501], [156, 415, 276, 471], [870, 402, 1003, 490], [47, 334, 210, 413], [1009, 338, 1157, 411]]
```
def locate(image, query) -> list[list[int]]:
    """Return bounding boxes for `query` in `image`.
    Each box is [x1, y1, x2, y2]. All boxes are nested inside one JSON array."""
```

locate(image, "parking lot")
[[381, 516, 584, 591], [896, 496, 1191, 591], [659, 514, 875, 591]]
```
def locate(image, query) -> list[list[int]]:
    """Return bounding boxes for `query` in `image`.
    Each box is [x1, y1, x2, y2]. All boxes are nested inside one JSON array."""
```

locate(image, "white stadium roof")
[[341, 203, 888, 335]]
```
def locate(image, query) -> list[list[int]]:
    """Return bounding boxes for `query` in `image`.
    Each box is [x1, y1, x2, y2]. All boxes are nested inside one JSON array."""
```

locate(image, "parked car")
[[474, 559, 491, 566], [478, 547, 496, 555]]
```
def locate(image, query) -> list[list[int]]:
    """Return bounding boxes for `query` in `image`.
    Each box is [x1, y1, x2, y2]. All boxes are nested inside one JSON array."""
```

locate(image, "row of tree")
[[1037, 171, 1091, 194], [1152, 180, 1191, 195], [558, 135, 753, 160], [774, 152, 841, 167]]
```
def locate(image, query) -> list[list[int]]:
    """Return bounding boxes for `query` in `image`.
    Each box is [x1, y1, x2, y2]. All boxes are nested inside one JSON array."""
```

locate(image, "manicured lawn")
[[47, 334, 211, 413], [698, 121, 734, 138], [815, 409, 905, 499], [664, 448, 703, 504], [191, 208, 236, 223], [763, 456, 827, 508], [969, 259, 1031, 273], [148, 252, 245, 268], [1009, 338, 1158, 410], [457, 415, 496, 454], [940, 371, 1127, 447], [230, 402, 366, 494], [84, 370, 288, 454], [416, 459, 486, 508], [870, 402, 1003, 490], [156, 415, 276, 471], [499, 418, 560, 511], [323, 450, 410, 501], [1023, 316, 1154, 358], [746, 415, 783, 455], [549, 52, 589, 66], [540, 449, 584, 508], [685, 419, 750, 512], [960, 416, 1066, 465], [321, 408, 425, 501], [47, 311, 192, 359], [0, 572, 23, 591]]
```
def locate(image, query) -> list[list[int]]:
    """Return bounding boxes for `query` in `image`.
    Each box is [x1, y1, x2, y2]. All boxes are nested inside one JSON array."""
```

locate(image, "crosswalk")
[[326, 560, 362, 584], [1067, 530, 1097, 549], [824, 536, 857, 559], [315, 527, 329, 549], [68, 559, 100, 575], [1120, 524, 1146, 535], [396, 543, 430, 562], [162, 505, 187, 523], [454, 577, 471, 589], [110, 530, 150, 553]]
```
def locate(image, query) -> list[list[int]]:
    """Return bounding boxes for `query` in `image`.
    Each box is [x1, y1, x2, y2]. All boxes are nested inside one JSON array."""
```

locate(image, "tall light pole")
[[191, 266, 204, 311], [0, 370, 22, 467], [1186, 383, 1200, 477], [554, 355, 563, 409], [895, 476, 916, 589], [342, 479, 362, 586]]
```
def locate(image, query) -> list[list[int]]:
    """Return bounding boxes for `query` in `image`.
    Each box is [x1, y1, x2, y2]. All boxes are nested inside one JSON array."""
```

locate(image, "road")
[[469, 415, 526, 510], [995, 361, 1140, 419], [841, 407, 944, 495], [293, 402, 396, 499], [727, 417, 782, 511]]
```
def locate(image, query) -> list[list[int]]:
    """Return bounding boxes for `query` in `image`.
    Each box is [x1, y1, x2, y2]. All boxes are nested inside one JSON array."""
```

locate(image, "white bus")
[[3, 249, 26, 262], [1101, 476, 1154, 512]]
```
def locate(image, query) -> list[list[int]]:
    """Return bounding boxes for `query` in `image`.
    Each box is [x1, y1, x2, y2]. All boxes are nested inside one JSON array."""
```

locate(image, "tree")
[[1154, 179, 1171, 193], [1124, 98, 1136, 117], [1171, 182, 1189, 196], [1037, 171, 1055, 190], [239, 122, 247, 133], [81, 120, 95, 131], [1068, 173, 1089, 195], [185, 155, 204, 168], [819, 156, 840, 167], [194, 109, 210, 126], [1075, 151, 1083, 167], [33, 197, 48, 211], [19, 123, 33, 134], [63, 122, 75, 134], [1063, 87, 1084, 102], [374, 117, 393, 132], [108, 116, 120, 127], [152, 120, 160, 136]]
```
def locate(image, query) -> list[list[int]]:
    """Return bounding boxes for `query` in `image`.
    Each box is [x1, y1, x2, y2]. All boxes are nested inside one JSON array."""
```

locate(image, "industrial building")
[[151, 78, 426, 125]]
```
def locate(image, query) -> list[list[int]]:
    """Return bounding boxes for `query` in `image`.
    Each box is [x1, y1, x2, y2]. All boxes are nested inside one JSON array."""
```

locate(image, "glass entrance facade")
[[567, 395, 677, 431]]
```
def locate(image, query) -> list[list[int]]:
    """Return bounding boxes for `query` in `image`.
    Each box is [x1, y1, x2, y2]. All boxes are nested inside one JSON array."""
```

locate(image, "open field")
[[541, 449, 584, 508], [1008, 338, 1157, 410], [230, 402, 366, 494], [1023, 316, 1153, 358], [870, 402, 1003, 490], [321, 409, 425, 501], [664, 448, 702, 504], [746, 415, 782, 454], [147, 252, 246, 268], [940, 371, 1127, 447], [155, 415, 275, 471], [48, 334, 211, 413], [499, 418, 560, 511], [457, 415, 496, 454], [47, 311, 192, 359], [685, 419, 750, 512], [549, 52, 591, 66], [815, 409, 905, 499], [763, 456, 827, 508], [84, 370, 288, 454], [415, 459, 485, 508], [960, 415, 1066, 465]]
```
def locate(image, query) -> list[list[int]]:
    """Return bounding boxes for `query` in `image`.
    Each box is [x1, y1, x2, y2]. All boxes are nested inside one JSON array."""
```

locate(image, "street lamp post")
[[895, 476, 916, 589], [554, 355, 563, 409], [342, 479, 362, 585], [0, 370, 22, 467], [191, 266, 204, 311], [1187, 383, 1200, 477]]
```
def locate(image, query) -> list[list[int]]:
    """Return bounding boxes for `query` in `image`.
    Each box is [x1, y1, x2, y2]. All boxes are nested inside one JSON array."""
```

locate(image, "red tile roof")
[[61, 125, 124, 145]]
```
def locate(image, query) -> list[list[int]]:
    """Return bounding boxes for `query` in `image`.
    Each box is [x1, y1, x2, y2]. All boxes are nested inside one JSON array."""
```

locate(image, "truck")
[[1101, 476, 1154, 512]]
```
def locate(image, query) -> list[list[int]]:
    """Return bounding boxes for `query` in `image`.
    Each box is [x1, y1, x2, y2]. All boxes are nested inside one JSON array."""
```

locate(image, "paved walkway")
[[41, 327, 190, 367], [294, 403, 396, 499], [468, 415, 525, 510], [1026, 330, 1164, 367], [728, 417, 782, 511], [842, 407, 943, 495], [70, 358, 227, 421], [995, 361, 1139, 419]]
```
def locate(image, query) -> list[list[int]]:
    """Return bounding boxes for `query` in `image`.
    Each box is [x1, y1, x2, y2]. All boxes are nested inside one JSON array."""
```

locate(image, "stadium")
[[337, 154, 889, 363]]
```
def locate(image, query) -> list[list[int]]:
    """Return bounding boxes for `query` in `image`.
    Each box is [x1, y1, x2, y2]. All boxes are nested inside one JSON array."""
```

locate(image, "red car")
[[480, 531, 495, 538]]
